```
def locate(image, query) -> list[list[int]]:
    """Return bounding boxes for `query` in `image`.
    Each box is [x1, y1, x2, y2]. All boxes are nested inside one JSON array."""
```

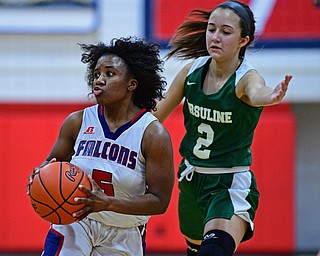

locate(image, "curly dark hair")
[[166, 0, 255, 60], [79, 37, 166, 111]]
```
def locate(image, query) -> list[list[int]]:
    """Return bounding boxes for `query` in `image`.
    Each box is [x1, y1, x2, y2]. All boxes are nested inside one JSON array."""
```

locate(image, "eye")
[[93, 72, 100, 79], [207, 25, 216, 33], [106, 71, 114, 77]]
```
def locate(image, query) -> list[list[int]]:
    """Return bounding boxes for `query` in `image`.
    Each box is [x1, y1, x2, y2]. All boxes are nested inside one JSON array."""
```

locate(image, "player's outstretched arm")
[[153, 62, 192, 123], [239, 72, 293, 107]]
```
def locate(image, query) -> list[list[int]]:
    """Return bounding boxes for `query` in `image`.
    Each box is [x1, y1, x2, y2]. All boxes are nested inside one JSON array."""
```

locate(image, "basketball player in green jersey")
[[153, 1, 292, 255]]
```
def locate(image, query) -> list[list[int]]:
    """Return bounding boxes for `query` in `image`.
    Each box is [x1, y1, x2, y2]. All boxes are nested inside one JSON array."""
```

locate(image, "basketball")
[[29, 161, 91, 225]]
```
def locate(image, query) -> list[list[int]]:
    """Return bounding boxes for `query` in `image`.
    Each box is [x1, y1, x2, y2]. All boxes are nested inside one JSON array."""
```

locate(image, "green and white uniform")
[[178, 56, 262, 241]]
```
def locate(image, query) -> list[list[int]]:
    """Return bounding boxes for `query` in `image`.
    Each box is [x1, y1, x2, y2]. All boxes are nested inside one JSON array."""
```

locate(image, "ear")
[[128, 79, 138, 91], [239, 35, 250, 48]]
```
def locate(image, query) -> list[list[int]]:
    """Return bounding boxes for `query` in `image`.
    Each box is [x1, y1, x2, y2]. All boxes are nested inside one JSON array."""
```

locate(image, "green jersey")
[[180, 56, 263, 168]]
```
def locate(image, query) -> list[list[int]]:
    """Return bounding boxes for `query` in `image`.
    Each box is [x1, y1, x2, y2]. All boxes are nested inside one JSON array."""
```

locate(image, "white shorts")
[[41, 217, 146, 256]]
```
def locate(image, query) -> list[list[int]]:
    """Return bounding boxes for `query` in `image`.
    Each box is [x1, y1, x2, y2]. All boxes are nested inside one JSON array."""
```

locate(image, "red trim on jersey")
[[51, 227, 64, 255], [99, 105, 104, 116], [131, 109, 147, 123]]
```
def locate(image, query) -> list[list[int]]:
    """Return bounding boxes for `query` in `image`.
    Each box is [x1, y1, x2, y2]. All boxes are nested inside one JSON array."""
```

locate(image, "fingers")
[[77, 176, 95, 194], [75, 181, 93, 202], [279, 75, 292, 95], [33, 167, 40, 174], [78, 184, 92, 194], [72, 207, 89, 220], [26, 184, 31, 195], [29, 167, 40, 183], [285, 74, 293, 81], [74, 195, 90, 204], [26, 167, 40, 195], [89, 176, 101, 190], [284, 75, 293, 86], [49, 158, 57, 163], [73, 195, 92, 219]]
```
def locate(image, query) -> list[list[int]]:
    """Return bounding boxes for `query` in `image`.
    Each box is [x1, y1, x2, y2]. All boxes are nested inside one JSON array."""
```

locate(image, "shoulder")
[[187, 56, 210, 76], [142, 119, 172, 154], [145, 119, 171, 141], [141, 119, 172, 160], [170, 61, 195, 88], [67, 109, 84, 121], [175, 57, 209, 78], [236, 68, 266, 100], [65, 104, 98, 125], [236, 59, 263, 85], [62, 110, 84, 130], [55, 109, 84, 141], [178, 61, 194, 78], [240, 69, 265, 86]]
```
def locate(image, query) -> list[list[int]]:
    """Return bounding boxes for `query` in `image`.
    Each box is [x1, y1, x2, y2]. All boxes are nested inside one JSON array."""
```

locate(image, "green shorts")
[[178, 161, 260, 241]]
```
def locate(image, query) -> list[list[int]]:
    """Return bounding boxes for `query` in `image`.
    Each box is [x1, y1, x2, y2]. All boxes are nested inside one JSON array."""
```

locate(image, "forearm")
[[75, 187, 171, 217], [249, 86, 275, 107], [106, 193, 170, 215], [246, 75, 292, 107], [153, 99, 179, 123]]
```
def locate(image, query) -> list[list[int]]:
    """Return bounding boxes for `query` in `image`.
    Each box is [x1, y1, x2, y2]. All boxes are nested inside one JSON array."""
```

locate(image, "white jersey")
[[70, 104, 157, 228]]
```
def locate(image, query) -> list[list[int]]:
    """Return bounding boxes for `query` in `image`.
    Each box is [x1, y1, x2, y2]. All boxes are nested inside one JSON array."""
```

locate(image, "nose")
[[95, 74, 106, 85], [210, 30, 220, 43]]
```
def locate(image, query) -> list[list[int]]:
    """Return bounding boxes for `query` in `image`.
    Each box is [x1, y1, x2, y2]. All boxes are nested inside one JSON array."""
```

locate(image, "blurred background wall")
[[0, 0, 319, 254]]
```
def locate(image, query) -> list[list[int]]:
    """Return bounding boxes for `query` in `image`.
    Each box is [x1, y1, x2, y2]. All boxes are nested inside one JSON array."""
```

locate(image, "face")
[[92, 54, 136, 106], [206, 8, 249, 61]]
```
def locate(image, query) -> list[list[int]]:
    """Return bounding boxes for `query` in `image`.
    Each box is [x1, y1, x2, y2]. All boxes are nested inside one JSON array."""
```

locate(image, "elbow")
[[157, 204, 169, 215], [154, 197, 172, 215]]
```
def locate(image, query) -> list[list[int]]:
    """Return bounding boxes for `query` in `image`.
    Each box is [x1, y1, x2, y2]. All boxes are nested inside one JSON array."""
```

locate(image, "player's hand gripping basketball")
[[26, 158, 56, 195], [72, 176, 109, 220]]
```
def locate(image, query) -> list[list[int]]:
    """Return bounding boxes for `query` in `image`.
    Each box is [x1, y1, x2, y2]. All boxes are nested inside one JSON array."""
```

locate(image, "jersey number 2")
[[193, 123, 214, 159]]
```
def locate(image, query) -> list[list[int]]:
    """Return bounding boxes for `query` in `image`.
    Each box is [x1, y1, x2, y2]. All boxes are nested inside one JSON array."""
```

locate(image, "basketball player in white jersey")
[[27, 37, 174, 256]]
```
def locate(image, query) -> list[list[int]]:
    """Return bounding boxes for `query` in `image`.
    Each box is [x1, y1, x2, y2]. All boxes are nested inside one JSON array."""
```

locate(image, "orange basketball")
[[29, 161, 91, 225]]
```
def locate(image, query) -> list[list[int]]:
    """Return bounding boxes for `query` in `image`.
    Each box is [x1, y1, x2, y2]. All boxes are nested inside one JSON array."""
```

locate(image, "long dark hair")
[[166, 0, 255, 60]]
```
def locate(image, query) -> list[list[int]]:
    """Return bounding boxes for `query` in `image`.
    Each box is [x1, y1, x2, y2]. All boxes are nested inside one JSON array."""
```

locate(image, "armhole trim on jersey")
[[235, 59, 256, 85], [187, 56, 211, 76]]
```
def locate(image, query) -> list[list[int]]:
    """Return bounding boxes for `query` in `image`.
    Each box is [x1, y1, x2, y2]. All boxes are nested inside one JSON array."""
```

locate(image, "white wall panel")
[[0, 0, 319, 103]]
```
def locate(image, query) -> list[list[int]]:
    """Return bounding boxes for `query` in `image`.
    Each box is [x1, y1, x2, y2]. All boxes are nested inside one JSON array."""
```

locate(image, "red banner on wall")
[[0, 103, 295, 253], [147, 0, 320, 46]]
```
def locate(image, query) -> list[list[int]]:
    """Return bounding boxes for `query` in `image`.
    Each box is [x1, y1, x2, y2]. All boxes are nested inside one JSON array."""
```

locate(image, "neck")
[[202, 57, 242, 95], [103, 103, 141, 132], [211, 57, 242, 79]]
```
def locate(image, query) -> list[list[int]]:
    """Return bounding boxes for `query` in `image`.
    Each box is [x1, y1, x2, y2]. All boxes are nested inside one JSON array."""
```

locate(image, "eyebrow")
[[94, 65, 115, 71], [208, 22, 234, 29]]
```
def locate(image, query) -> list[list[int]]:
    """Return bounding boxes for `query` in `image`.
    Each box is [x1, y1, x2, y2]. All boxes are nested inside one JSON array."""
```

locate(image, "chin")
[[210, 53, 222, 61]]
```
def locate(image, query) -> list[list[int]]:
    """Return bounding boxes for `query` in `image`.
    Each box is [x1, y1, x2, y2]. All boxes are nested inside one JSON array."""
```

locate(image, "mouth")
[[93, 86, 103, 96], [210, 45, 221, 51]]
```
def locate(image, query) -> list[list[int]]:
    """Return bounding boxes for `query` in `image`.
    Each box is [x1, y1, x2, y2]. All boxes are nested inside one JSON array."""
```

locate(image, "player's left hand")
[[270, 75, 293, 103], [26, 158, 57, 195], [72, 176, 110, 220]]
